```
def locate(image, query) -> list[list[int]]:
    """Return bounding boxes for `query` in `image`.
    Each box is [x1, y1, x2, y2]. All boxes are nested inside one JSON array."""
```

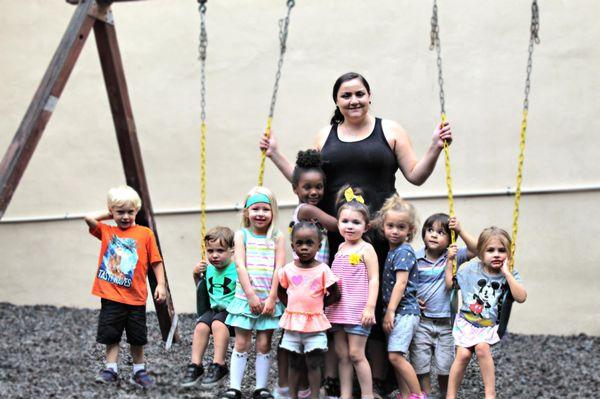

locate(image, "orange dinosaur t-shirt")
[[90, 223, 162, 306]]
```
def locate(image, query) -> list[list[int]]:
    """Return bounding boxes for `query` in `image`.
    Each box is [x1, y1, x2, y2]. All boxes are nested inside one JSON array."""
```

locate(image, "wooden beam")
[[93, 13, 179, 343], [0, 1, 96, 219]]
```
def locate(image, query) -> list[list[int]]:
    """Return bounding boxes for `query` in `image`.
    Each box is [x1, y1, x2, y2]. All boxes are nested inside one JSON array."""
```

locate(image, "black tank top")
[[320, 117, 399, 217]]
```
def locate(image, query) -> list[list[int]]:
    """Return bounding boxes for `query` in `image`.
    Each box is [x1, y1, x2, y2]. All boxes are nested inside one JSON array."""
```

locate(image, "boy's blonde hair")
[[242, 186, 279, 239], [375, 194, 418, 242], [205, 226, 235, 249], [476, 226, 511, 259], [107, 185, 142, 210]]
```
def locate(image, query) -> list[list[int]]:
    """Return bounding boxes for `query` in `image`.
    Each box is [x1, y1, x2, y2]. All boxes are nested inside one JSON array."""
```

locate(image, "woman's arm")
[[297, 204, 338, 232], [259, 130, 295, 182], [383, 270, 408, 334], [234, 231, 262, 314], [384, 120, 452, 186], [361, 244, 380, 326], [501, 260, 527, 303]]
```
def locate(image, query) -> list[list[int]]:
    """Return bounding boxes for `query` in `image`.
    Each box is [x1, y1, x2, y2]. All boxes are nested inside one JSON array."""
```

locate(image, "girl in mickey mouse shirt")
[[444, 227, 527, 399]]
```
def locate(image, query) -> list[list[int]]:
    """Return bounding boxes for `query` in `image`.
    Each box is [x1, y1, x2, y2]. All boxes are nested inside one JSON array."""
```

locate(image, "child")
[[277, 221, 341, 399], [445, 227, 527, 399], [324, 186, 379, 399], [219, 186, 286, 399], [410, 214, 477, 398], [84, 185, 166, 389], [375, 194, 423, 399], [181, 227, 238, 388], [274, 149, 338, 399]]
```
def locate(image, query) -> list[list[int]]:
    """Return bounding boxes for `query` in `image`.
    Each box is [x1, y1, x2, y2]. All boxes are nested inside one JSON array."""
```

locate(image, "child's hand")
[[383, 310, 396, 335], [259, 129, 279, 157], [361, 306, 376, 327], [248, 293, 263, 315], [432, 120, 453, 149], [418, 298, 427, 312], [154, 283, 167, 303], [501, 259, 511, 276], [448, 217, 461, 234], [262, 296, 276, 316], [447, 244, 458, 260], [193, 260, 208, 276]]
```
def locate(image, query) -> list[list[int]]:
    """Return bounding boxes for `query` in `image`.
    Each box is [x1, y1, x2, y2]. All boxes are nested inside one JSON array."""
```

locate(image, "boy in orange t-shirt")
[[85, 185, 166, 389]]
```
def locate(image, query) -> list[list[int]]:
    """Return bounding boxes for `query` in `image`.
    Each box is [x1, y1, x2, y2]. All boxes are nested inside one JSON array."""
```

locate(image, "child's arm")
[[277, 282, 288, 306], [501, 260, 527, 303], [84, 211, 112, 230], [233, 231, 262, 314], [192, 260, 208, 286], [444, 244, 458, 290], [297, 204, 338, 232], [151, 261, 167, 302], [361, 244, 379, 327], [262, 234, 286, 315], [449, 217, 477, 258], [383, 270, 408, 335], [324, 282, 341, 306]]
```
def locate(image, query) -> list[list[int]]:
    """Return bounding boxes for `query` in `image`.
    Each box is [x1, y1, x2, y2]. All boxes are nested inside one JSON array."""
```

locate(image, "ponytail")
[[330, 106, 344, 125]]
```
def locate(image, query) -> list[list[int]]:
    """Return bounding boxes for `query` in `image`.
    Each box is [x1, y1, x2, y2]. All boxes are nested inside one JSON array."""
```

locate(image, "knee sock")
[[229, 350, 249, 391], [255, 352, 271, 390]]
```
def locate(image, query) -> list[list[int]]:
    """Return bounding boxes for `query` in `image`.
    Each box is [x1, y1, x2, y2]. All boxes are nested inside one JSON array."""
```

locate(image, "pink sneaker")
[[298, 387, 311, 398]]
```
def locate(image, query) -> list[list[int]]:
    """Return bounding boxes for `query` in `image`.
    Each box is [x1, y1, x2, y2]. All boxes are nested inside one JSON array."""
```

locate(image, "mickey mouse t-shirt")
[[205, 262, 238, 311], [456, 260, 522, 326]]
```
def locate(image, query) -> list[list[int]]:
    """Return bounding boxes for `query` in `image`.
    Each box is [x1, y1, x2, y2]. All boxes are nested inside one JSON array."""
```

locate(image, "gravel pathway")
[[0, 303, 598, 398]]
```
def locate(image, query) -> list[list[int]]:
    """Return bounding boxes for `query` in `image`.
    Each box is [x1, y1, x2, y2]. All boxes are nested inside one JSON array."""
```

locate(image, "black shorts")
[[196, 309, 230, 330], [96, 298, 147, 346]]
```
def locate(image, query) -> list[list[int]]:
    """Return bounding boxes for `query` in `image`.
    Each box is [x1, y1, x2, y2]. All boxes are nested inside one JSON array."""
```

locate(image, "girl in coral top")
[[278, 221, 340, 399]]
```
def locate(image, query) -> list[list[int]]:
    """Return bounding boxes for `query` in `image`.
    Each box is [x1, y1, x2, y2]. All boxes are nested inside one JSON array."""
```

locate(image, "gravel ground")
[[0, 303, 598, 398]]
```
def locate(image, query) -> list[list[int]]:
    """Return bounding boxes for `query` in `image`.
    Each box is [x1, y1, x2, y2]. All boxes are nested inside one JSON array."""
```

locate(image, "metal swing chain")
[[430, 0, 456, 275], [198, 0, 208, 255], [258, 0, 296, 186], [510, 0, 540, 272]]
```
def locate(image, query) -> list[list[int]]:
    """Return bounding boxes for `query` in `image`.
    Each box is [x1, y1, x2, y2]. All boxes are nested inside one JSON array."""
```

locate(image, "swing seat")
[[497, 289, 514, 338]]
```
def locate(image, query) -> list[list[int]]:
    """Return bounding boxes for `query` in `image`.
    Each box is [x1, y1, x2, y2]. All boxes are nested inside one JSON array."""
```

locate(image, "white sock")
[[276, 386, 290, 394], [106, 362, 118, 373], [255, 352, 271, 390], [229, 350, 248, 391], [132, 363, 145, 374]]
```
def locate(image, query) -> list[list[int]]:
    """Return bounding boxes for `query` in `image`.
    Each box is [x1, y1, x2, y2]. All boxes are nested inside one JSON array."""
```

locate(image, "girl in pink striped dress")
[[325, 186, 379, 399]]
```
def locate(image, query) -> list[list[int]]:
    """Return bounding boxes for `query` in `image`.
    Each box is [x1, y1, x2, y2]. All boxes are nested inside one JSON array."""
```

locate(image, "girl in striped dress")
[[325, 186, 379, 399], [220, 187, 285, 399]]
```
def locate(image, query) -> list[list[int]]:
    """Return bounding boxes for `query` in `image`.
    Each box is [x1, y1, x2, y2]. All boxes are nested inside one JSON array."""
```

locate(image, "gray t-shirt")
[[381, 243, 420, 315], [456, 260, 522, 326], [416, 247, 470, 318]]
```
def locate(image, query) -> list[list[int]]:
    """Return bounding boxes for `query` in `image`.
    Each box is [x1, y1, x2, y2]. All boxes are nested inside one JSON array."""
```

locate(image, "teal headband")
[[245, 193, 271, 207]]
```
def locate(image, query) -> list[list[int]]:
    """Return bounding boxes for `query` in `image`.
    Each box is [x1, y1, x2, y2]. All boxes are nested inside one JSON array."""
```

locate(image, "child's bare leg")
[[475, 343, 496, 399], [210, 320, 230, 365], [418, 373, 431, 395], [334, 331, 353, 399], [130, 345, 144, 365], [191, 322, 211, 365], [305, 350, 325, 399], [233, 327, 252, 352], [368, 338, 387, 382], [106, 343, 119, 364], [277, 346, 290, 388], [325, 335, 338, 379], [437, 374, 449, 398], [446, 347, 473, 399], [288, 350, 303, 398], [388, 352, 420, 395], [347, 334, 373, 399]]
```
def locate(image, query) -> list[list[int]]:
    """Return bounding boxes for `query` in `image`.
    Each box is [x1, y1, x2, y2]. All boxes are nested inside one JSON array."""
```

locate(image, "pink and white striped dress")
[[324, 251, 369, 326]]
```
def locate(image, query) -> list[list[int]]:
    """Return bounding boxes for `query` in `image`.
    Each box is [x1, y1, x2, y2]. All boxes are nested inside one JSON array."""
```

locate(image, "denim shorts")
[[280, 330, 328, 354], [387, 313, 420, 353], [410, 316, 454, 375], [330, 323, 371, 337]]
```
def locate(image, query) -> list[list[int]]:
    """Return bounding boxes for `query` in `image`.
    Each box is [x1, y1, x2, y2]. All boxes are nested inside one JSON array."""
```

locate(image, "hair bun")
[[296, 149, 322, 169]]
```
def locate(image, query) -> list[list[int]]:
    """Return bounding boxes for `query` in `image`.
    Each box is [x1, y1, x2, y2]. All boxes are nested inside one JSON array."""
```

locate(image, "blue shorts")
[[330, 323, 371, 337], [387, 314, 420, 353], [280, 330, 328, 354]]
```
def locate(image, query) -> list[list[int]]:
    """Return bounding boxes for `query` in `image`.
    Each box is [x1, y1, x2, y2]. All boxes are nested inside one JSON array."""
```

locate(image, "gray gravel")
[[0, 303, 598, 398]]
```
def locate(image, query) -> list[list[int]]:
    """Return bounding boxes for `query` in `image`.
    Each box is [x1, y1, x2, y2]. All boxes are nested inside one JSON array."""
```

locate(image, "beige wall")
[[1, 0, 598, 335]]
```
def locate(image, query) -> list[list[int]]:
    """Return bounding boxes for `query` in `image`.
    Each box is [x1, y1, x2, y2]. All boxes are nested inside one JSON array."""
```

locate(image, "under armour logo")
[[208, 277, 233, 295]]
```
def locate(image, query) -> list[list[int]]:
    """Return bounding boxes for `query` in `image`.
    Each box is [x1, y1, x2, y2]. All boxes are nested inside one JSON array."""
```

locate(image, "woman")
[[260, 72, 452, 398]]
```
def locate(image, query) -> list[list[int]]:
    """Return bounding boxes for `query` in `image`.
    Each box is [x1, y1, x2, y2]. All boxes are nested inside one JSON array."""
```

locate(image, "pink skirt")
[[452, 315, 500, 348]]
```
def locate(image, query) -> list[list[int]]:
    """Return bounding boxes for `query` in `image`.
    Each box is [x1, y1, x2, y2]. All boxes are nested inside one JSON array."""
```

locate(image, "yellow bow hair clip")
[[344, 187, 365, 204]]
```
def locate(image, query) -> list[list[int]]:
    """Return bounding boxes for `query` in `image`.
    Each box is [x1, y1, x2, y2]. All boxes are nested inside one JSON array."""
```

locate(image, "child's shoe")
[[298, 387, 311, 399], [219, 388, 243, 399], [322, 377, 340, 399], [253, 387, 276, 398], [181, 363, 204, 387], [129, 369, 155, 389], [201, 362, 228, 387], [272, 385, 291, 399], [95, 368, 118, 384]]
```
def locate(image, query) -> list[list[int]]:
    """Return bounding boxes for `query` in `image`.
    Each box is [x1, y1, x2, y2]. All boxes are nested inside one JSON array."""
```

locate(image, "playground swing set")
[[0, 0, 538, 349]]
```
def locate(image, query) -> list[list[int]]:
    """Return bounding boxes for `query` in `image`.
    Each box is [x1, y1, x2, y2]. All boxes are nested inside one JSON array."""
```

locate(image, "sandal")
[[219, 388, 242, 399], [253, 388, 275, 399]]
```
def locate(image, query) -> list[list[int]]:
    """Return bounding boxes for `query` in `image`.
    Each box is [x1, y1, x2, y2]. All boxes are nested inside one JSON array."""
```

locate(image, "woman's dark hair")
[[330, 72, 371, 125], [291, 220, 324, 243], [421, 213, 451, 241], [292, 149, 326, 187]]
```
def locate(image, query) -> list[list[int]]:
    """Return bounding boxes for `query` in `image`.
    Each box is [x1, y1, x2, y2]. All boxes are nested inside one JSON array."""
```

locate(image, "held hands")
[[248, 293, 263, 315], [259, 129, 278, 158], [193, 260, 208, 277], [262, 296, 276, 316], [418, 297, 427, 312], [447, 244, 458, 261], [383, 309, 395, 335], [361, 305, 376, 327], [154, 283, 167, 303], [432, 120, 453, 149], [448, 217, 461, 234]]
